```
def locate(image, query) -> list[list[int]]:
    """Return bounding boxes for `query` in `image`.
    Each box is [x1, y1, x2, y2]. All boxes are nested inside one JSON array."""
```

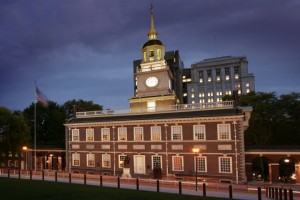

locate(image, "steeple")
[[148, 4, 157, 40]]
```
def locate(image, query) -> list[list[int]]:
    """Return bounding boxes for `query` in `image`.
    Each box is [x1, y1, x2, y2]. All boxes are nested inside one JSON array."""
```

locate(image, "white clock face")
[[145, 76, 158, 87]]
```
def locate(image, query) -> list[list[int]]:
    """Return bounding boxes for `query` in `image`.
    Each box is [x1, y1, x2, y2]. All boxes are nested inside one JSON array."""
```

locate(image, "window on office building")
[[151, 126, 161, 141], [207, 70, 212, 82], [172, 156, 184, 171], [171, 126, 182, 140], [234, 67, 239, 79], [193, 125, 206, 140], [217, 124, 231, 140], [101, 128, 110, 141], [219, 157, 232, 173], [199, 71, 203, 83], [225, 68, 230, 80], [102, 154, 111, 168], [216, 69, 221, 81], [134, 127, 143, 141], [87, 154, 95, 167]]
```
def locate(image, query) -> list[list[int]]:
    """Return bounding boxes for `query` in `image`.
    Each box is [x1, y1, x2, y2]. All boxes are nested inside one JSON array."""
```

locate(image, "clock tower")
[[129, 5, 179, 112]]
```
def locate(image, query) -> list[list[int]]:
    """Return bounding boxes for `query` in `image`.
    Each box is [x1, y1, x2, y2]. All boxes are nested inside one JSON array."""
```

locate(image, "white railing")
[[75, 101, 234, 118]]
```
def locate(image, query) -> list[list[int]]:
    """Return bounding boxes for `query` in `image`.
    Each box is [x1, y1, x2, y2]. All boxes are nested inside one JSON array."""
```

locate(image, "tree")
[[0, 107, 30, 167], [62, 99, 103, 119]]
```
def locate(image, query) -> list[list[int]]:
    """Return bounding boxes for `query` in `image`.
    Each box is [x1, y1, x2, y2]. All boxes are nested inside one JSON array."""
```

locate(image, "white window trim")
[[118, 127, 127, 141], [218, 156, 232, 173], [171, 126, 182, 141], [195, 156, 207, 172], [102, 154, 111, 168], [72, 129, 79, 141], [72, 153, 80, 166], [172, 156, 184, 171], [151, 155, 163, 170], [87, 153, 95, 167], [151, 126, 161, 141], [101, 128, 110, 141], [134, 127, 144, 141], [193, 125, 206, 140], [86, 128, 94, 141], [217, 124, 231, 140], [119, 155, 127, 168]]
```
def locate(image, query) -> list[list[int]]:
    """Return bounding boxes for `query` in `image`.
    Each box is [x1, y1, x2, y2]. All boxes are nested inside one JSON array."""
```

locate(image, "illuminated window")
[[235, 74, 239, 79], [208, 77, 212, 82], [157, 49, 162, 60], [216, 69, 221, 81], [238, 90, 241, 94], [195, 156, 207, 172], [217, 124, 231, 140], [199, 93, 205, 97], [72, 153, 80, 166], [225, 91, 232, 95], [119, 155, 127, 168], [118, 127, 127, 141], [192, 101, 195, 104], [199, 99, 205, 103], [171, 126, 182, 140], [199, 78, 203, 83], [191, 93, 194, 98], [101, 128, 110, 141], [246, 82, 250, 87], [72, 129, 79, 141], [234, 67, 239, 80], [134, 127, 143, 141], [102, 154, 111, 168], [183, 93, 187, 97], [217, 76, 220, 81], [86, 129, 94, 141], [225, 68, 230, 80], [219, 157, 232, 173], [87, 154, 95, 167], [151, 126, 161, 141], [172, 156, 184, 171], [246, 89, 250, 93], [193, 125, 206, 140]]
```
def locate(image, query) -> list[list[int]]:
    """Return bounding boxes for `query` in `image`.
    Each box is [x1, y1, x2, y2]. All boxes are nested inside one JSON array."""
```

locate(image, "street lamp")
[[192, 147, 200, 191], [22, 146, 28, 171]]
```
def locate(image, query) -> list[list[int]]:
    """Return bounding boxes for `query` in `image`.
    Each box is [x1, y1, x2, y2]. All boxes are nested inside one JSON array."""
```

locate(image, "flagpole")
[[34, 81, 37, 172]]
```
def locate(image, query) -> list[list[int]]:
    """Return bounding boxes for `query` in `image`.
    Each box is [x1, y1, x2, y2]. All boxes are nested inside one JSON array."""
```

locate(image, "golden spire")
[[148, 4, 157, 40]]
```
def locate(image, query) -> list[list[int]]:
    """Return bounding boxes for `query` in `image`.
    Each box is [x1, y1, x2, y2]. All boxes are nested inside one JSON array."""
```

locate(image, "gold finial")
[[148, 3, 157, 40]]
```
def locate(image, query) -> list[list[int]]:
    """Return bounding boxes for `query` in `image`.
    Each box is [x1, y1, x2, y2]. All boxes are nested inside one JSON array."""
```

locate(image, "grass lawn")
[[0, 177, 228, 200]]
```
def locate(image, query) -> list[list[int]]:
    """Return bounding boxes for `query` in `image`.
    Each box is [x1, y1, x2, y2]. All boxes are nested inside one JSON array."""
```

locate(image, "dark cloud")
[[0, 0, 299, 110]]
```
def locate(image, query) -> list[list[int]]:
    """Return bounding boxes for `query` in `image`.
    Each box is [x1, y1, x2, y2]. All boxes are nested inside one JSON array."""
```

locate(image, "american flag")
[[36, 87, 49, 107]]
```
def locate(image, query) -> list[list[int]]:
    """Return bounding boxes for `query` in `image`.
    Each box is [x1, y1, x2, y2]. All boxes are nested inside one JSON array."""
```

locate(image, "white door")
[[134, 155, 145, 174]]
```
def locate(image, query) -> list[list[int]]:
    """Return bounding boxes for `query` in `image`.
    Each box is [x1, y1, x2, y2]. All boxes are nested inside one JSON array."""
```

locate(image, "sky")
[[1, 0, 300, 111]]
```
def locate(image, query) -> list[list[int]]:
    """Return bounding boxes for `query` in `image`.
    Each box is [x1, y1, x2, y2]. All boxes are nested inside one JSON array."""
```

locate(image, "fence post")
[[42, 170, 44, 181], [30, 170, 32, 180], [229, 185, 233, 199], [258, 187, 262, 200], [8, 169, 10, 178], [100, 175, 102, 187], [268, 187, 272, 197], [156, 180, 160, 192], [69, 173, 71, 184], [279, 188, 282, 200], [203, 183, 206, 197], [284, 188, 287, 200], [117, 176, 120, 189], [84, 174, 86, 185], [179, 181, 182, 194], [55, 171, 57, 182], [289, 188, 293, 200], [275, 188, 278, 199], [18, 169, 21, 179], [136, 178, 139, 191]]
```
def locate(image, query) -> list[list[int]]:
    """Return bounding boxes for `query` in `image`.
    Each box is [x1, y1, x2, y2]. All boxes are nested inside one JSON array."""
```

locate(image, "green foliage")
[[0, 107, 30, 165], [62, 99, 103, 118], [240, 92, 300, 146]]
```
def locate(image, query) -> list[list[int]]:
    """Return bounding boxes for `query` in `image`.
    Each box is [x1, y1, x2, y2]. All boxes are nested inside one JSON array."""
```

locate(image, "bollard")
[[136, 178, 139, 191], [203, 183, 206, 197], [289, 188, 293, 200], [84, 174, 86, 185], [269, 187, 272, 198], [55, 171, 57, 182], [272, 187, 275, 198], [229, 185, 233, 199], [42, 170, 44, 181], [69, 173, 71, 184], [275, 188, 278, 199], [30, 170, 32, 180], [179, 181, 182, 195], [157, 180, 160, 192], [18, 170, 21, 179], [100, 175, 102, 187], [279, 188, 282, 200], [117, 176, 120, 189], [283, 188, 287, 200], [8, 169, 10, 178], [258, 187, 262, 200]]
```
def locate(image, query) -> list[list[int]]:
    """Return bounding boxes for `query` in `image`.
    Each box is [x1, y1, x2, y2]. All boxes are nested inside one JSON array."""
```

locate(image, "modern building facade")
[[185, 56, 255, 104], [64, 6, 253, 183]]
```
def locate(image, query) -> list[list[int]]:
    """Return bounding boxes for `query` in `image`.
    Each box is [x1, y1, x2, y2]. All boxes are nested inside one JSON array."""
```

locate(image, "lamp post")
[[112, 126, 116, 176], [233, 121, 238, 184], [22, 146, 28, 171], [192, 147, 200, 191], [164, 124, 168, 177]]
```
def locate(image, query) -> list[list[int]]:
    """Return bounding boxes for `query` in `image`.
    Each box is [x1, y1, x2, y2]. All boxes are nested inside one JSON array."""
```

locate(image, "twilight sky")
[[1, 0, 299, 111]]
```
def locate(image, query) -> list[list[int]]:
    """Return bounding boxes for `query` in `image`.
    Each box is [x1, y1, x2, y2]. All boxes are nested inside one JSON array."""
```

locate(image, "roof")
[[66, 108, 243, 125], [143, 39, 163, 48]]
